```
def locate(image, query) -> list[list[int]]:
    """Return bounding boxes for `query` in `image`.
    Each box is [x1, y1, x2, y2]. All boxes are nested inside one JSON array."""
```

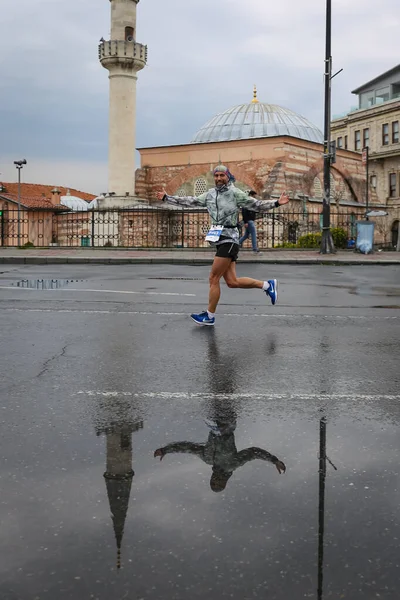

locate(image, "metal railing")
[[0, 207, 368, 249]]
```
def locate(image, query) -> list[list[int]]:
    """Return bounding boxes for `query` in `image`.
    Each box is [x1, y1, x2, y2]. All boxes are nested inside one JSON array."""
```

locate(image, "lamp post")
[[14, 159, 27, 246], [321, 0, 336, 254]]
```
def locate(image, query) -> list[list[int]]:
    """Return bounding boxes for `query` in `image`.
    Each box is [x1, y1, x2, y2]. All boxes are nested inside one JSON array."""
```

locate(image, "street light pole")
[[321, 0, 336, 254], [14, 159, 27, 246]]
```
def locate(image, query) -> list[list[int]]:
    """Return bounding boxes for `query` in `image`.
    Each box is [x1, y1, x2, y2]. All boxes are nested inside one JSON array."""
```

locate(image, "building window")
[[393, 121, 399, 144], [389, 173, 397, 197], [344, 135, 348, 150], [330, 173, 335, 199], [382, 124, 389, 145], [194, 177, 207, 196], [125, 26, 134, 41], [337, 137, 343, 149], [354, 130, 361, 151], [176, 186, 187, 197], [360, 91, 375, 109], [370, 175, 377, 189], [363, 128, 369, 148], [313, 177, 323, 198], [376, 86, 390, 104]]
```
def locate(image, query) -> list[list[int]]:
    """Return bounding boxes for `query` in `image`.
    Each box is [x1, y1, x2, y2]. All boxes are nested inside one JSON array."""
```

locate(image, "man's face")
[[214, 172, 229, 187]]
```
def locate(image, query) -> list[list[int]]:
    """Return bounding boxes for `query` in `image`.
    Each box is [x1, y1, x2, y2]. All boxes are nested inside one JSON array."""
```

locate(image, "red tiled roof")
[[0, 182, 96, 210]]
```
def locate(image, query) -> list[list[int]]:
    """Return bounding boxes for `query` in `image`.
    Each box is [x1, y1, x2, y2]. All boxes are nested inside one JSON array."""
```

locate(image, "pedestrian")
[[156, 165, 289, 326], [239, 190, 260, 253], [154, 420, 286, 493]]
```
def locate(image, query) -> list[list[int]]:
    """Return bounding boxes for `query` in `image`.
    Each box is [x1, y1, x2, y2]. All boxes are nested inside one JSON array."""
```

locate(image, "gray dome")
[[191, 100, 323, 145]]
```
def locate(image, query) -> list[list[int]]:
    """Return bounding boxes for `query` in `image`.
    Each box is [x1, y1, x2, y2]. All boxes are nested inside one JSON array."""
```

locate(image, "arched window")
[[176, 187, 187, 197], [313, 177, 323, 198], [330, 174, 336, 199], [194, 177, 207, 196], [125, 27, 134, 41]]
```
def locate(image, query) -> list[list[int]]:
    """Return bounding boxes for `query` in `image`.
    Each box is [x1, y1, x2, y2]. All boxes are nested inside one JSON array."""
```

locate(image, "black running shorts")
[[215, 241, 239, 262]]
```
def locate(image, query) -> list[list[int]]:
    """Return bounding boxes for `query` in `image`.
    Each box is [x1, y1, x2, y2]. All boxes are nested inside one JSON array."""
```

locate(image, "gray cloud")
[[0, 0, 399, 193]]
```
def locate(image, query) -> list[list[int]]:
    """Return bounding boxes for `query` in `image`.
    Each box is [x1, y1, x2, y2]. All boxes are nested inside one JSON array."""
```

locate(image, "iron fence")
[[0, 207, 368, 249]]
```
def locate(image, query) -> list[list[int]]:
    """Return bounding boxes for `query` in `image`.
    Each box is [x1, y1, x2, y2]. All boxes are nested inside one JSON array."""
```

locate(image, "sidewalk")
[[0, 247, 399, 265]]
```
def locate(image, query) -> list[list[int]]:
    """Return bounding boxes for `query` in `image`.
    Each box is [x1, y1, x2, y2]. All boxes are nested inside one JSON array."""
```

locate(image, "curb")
[[0, 256, 399, 266]]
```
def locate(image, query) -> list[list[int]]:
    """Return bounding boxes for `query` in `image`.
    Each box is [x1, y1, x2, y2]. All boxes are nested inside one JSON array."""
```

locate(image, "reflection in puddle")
[[14, 279, 80, 289], [96, 420, 143, 569]]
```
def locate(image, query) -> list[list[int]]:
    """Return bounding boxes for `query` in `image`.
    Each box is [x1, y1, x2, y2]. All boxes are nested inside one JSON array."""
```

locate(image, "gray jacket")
[[164, 184, 279, 244]]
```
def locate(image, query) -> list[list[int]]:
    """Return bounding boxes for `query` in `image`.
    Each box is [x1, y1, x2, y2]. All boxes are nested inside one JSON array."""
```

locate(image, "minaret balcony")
[[99, 40, 147, 71]]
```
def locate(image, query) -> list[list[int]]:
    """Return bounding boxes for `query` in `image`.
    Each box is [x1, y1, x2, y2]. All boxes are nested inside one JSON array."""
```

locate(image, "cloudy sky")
[[0, 0, 398, 194]]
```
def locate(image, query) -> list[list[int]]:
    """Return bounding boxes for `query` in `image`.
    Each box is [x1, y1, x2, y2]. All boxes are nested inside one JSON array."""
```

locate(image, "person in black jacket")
[[239, 190, 260, 253]]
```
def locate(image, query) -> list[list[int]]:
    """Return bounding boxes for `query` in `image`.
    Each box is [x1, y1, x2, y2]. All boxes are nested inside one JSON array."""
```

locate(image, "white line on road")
[[0, 308, 398, 319], [0, 286, 195, 297], [76, 390, 400, 400]]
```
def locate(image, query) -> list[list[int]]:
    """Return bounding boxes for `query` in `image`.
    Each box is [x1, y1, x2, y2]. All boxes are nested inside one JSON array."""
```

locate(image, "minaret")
[[99, 0, 147, 205]]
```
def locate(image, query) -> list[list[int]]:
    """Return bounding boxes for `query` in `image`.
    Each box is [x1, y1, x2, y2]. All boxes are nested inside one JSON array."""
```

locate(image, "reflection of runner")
[[154, 421, 286, 493], [156, 165, 289, 326]]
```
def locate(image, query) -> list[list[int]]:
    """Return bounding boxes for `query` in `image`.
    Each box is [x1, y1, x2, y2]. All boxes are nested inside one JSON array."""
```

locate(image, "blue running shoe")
[[190, 311, 215, 326], [265, 279, 278, 305]]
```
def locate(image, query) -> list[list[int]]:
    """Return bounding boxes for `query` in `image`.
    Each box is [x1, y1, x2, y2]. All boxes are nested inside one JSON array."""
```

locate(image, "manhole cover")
[[13, 279, 80, 289]]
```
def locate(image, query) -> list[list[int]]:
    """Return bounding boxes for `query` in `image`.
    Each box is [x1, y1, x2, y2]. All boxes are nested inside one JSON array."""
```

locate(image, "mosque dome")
[[191, 87, 323, 145], [60, 195, 90, 211]]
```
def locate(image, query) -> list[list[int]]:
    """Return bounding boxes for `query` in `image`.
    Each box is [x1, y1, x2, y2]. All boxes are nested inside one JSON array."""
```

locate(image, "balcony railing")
[[98, 40, 147, 65]]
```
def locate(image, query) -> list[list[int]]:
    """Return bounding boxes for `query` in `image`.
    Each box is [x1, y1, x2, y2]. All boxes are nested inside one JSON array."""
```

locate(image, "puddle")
[[13, 279, 81, 289]]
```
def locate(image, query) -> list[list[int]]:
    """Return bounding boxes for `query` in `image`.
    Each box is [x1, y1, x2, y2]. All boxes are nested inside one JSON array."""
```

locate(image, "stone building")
[[135, 88, 384, 246], [331, 64, 400, 247]]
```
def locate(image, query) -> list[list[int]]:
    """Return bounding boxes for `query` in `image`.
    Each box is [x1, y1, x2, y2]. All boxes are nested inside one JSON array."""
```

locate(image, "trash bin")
[[356, 220, 374, 254], [81, 236, 90, 247]]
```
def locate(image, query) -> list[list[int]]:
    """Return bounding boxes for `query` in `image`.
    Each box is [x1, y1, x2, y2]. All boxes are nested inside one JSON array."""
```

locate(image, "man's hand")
[[154, 448, 165, 461], [156, 189, 167, 201], [275, 460, 286, 474], [278, 191, 290, 206]]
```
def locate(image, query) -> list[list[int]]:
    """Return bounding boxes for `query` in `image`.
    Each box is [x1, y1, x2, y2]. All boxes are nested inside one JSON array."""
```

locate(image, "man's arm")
[[154, 441, 205, 461], [156, 189, 208, 207], [235, 189, 290, 213], [235, 447, 286, 474]]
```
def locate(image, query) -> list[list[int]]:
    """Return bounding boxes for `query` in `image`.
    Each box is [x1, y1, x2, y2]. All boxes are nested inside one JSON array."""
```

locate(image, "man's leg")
[[208, 256, 232, 313], [247, 220, 258, 252], [223, 261, 278, 304], [223, 261, 263, 290], [239, 226, 249, 246]]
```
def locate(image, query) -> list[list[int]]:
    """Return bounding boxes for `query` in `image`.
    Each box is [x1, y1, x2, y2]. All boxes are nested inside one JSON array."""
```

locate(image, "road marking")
[[0, 286, 195, 297], [0, 308, 398, 319], [76, 391, 400, 401]]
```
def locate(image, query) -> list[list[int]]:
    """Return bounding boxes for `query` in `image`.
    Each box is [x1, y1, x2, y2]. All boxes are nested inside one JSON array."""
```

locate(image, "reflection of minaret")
[[98, 421, 143, 569]]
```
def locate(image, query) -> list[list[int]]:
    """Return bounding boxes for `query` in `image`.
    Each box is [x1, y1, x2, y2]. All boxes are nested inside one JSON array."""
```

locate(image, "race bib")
[[205, 225, 224, 242]]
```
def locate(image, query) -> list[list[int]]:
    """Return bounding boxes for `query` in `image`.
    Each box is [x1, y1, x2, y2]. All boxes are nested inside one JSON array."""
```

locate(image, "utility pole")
[[13, 159, 27, 246], [321, 0, 336, 254]]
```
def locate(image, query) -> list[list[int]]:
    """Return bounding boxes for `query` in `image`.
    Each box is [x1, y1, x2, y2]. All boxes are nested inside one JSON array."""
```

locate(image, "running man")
[[156, 165, 289, 326]]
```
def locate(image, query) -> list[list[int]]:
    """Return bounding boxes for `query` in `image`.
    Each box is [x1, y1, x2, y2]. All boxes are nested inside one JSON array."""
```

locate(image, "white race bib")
[[205, 225, 224, 242]]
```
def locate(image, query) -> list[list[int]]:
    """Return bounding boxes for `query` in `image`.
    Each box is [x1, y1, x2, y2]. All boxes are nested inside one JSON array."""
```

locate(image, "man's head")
[[213, 165, 232, 187], [210, 469, 233, 493], [248, 189, 257, 198]]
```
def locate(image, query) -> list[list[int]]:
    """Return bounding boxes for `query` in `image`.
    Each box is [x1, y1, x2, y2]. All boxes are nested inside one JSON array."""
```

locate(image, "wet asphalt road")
[[0, 263, 400, 600]]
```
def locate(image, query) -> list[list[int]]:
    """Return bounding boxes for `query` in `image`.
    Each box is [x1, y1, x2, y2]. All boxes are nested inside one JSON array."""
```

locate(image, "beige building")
[[331, 65, 400, 247]]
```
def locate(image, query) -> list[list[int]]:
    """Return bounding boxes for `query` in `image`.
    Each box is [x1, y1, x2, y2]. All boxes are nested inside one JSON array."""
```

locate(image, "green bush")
[[297, 233, 322, 248], [331, 227, 348, 249], [22, 241, 34, 248], [275, 242, 298, 248]]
